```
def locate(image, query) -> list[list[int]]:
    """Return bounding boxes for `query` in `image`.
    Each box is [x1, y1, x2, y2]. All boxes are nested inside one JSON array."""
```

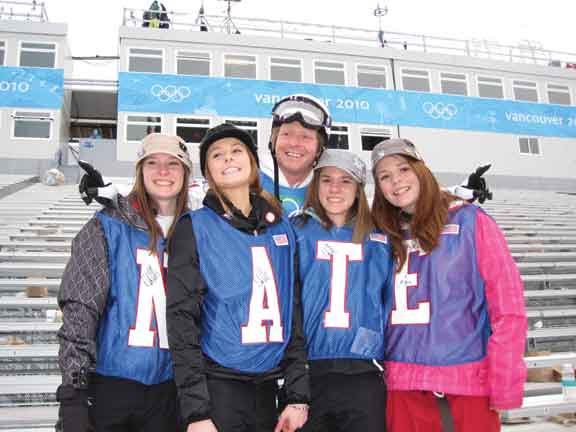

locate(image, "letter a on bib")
[[241, 246, 284, 344]]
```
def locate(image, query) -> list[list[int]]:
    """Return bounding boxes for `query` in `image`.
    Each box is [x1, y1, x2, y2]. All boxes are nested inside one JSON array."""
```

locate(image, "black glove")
[[464, 164, 493, 204], [55, 385, 94, 432], [78, 160, 111, 206]]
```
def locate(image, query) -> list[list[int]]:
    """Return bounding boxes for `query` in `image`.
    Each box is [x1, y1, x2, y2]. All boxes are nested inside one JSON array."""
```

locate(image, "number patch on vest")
[[391, 240, 431, 325], [128, 249, 169, 348], [241, 246, 284, 344], [317, 241, 363, 328]]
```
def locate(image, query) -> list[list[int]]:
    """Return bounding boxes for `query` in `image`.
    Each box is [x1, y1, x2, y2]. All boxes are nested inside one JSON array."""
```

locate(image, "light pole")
[[374, 3, 389, 47], [219, 0, 241, 34]]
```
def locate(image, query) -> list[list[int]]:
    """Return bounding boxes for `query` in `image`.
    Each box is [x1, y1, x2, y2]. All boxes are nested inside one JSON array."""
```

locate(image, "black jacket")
[[166, 192, 309, 425], [58, 195, 149, 388]]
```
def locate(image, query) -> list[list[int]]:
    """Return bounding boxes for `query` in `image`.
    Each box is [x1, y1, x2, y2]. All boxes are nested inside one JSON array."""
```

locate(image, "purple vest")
[[385, 204, 491, 366]]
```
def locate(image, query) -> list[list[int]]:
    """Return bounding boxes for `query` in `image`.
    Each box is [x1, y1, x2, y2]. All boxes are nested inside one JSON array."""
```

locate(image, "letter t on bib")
[[317, 241, 363, 328]]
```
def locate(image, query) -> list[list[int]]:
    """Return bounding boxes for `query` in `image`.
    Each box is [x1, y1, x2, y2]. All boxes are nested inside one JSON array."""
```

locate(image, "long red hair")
[[372, 156, 454, 271]]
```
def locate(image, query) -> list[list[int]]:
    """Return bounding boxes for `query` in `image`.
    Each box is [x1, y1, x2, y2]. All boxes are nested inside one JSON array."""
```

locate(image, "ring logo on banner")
[[422, 102, 458, 120], [150, 84, 191, 103]]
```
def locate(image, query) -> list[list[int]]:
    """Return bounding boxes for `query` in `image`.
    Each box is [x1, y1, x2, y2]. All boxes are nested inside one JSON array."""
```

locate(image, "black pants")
[[89, 374, 182, 432], [207, 376, 277, 432], [301, 372, 386, 432]]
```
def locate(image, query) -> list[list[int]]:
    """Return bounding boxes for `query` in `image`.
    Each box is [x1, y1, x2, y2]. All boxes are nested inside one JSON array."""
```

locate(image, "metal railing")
[[0, 0, 48, 22], [122, 7, 576, 68]]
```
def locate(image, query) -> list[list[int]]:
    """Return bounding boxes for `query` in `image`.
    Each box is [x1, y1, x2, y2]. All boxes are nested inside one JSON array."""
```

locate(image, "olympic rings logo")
[[422, 102, 458, 120], [282, 197, 301, 218], [150, 84, 191, 103]]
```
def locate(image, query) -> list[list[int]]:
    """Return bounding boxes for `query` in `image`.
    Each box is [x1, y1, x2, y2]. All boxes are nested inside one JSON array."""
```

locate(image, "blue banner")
[[118, 72, 576, 138], [0, 67, 64, 109]]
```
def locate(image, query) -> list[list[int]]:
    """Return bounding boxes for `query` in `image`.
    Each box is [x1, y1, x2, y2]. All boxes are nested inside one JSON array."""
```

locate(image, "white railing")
[[122, 7, 576, 69], [0, 0, 48, 22]]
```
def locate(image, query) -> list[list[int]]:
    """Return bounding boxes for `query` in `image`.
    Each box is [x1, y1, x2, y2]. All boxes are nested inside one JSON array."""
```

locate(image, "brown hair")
[[205, 138, 282, 215], [302, 169, 373, 243], [128, 160, 190, 251], [371, 157, 454, 271]]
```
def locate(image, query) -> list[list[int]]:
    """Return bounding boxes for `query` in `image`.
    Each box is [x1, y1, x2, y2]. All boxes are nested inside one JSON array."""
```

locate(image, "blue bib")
[[294, 217, 393, 361], [191, 207, 296, 373], [95, 213, 174, 385]]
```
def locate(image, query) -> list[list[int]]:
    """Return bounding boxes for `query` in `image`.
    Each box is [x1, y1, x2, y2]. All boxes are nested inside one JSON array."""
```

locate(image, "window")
[[547, 84, 571, 105], [176, 51, 210, 76], [314, 61, 345, 85], [224, 54, 256, 79], [12, 111, 52, 139], [19, 42, 56, 68], [327, 125, 349, 150], [477, 76, 504, 99], [518, 137, 540, 155], [270, 57, 302, 82], [513, 80, 538, 102], [360, 128, 392, 152], [176, 117, 210, 144], [440, 72, 468, 96], [357, 64, 387, 88], [401, 69, 430, 92], [0, 41, 5, 66], [126, 115, 162, 141], [128, 48, 163, 73], [224, 119, 258, 145]]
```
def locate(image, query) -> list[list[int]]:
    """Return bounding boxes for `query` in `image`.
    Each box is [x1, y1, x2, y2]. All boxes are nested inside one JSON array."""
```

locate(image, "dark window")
[[327, 125, 349, 150]]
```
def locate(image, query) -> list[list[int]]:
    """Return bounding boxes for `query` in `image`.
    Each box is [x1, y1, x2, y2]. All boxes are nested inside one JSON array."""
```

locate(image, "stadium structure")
[[0, 1, 576, 430]]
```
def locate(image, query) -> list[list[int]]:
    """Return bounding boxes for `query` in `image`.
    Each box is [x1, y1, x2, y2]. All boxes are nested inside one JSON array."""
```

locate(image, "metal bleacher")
[[482, 190, 576, 421], [0, 181, 96, 429], [1, 185, 576, 429]]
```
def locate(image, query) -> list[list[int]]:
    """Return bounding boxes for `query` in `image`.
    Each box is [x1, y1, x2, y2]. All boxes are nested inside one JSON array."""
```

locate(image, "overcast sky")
[[28, 0, 575, 77]]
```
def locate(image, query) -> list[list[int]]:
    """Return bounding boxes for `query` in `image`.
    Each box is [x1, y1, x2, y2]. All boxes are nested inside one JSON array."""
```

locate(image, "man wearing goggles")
[[78, 93, 492, 215], [260, 94, 332, 216], [260, 94, 493, 216]]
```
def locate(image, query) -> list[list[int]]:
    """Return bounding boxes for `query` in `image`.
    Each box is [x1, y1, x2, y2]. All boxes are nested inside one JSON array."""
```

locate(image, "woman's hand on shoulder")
[[187, 419, 218, 432], [274, 404, 308, 432]]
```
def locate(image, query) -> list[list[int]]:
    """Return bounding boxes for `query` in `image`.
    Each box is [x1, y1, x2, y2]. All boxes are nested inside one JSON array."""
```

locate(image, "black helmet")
[[199, 124, 258, 177]]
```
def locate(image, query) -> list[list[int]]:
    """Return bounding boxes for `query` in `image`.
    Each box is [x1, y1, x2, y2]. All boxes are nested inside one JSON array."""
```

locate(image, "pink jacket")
[[385, 209, 527, 410]]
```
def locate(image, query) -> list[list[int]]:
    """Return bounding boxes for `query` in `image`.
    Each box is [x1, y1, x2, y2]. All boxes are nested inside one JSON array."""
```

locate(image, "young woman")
[[166, 123, 309, 432], [57, 133, 191, 432], [292, 149, 393, 432], [371, 138, 527, 432]]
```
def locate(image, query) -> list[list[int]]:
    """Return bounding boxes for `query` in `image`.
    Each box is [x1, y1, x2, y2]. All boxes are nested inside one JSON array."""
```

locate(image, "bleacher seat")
[[1, 185, 576, 428]]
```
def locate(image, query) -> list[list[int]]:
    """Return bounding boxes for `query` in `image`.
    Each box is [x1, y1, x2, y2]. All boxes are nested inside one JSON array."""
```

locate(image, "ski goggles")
[[271, 95, 332, 130]]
